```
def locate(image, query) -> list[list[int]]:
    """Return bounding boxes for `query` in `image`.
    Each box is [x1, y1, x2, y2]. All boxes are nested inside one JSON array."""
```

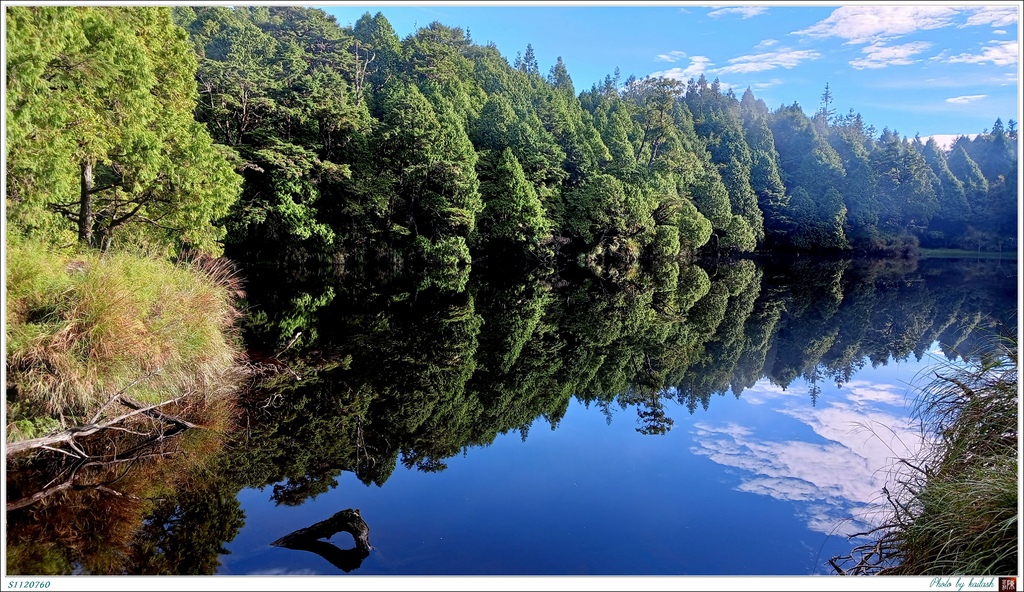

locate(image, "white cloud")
[[948, 40, 1019, 66], [738, 476, 824, 502], [755, 39, 778, 50], [993, 29, 1007, 35], [867, 71, 1018, 90], [922, 134, 979, 149], [691, 416, 904, 534], [804, 502, 874, 538], [249, 567, 320, 575], [708, 6, 767, 20], [650, 55, 712, 81], [996, 71, 1019, 85], [795, 6, 961, 44], [714, 49, 820, 75], [655, 50, 687, 63], [963, 6, 1018, 28], [850, 41, 931, 69], [781, 402, 921, 467], [693, 421, 753, 439], [945, 94, 988, 104]]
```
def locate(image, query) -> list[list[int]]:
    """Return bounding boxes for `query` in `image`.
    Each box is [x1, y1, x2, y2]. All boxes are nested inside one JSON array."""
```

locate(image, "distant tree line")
[[6, 6, 1018, 266]]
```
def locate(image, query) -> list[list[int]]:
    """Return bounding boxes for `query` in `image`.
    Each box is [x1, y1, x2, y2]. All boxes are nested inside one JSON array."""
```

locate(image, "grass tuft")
[[832, 330, 1018, 575], [5, 235, 243, 440]]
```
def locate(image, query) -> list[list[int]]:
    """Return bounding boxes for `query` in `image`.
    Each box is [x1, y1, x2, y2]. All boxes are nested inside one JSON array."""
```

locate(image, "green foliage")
[[828, 120, 879, 247], [871, 130, 938, 235], [404, 21, 483, 118], [472, 92, 567, 197], [651, 225, 681, 260], [477, 149, 552, 250], [152, 5, 1023, 264], [787, 187, 850, 250], [373, 80, 481, 255], [351, 12, 403, 100], [686, 79, 764, 243], [565, 174, 627, 243], [414, 235, 472, 292], [15, 4, 1017, 272], [768, 103, 852, 251], [5, 401, 62, 441], [675, 196, 713, 252], [688, 158, 733, 230], [920, 139, 969, 247], [720, 215, 758, 252], [562, 173, 655, 259], [742, 110, 789, 240], [6, 7, 241, 255], [622, 76, 685, 170]]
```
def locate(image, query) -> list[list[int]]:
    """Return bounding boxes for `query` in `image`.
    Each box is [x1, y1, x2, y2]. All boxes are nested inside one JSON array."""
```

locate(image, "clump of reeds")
[[831, 330, 1018, 575], [5, 235, 244, 440]]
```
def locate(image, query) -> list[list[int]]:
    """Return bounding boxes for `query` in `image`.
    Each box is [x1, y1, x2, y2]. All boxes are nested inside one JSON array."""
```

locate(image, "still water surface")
[[219, 355, 930, 575], [5, 255, 1017, 577], [215, 255, 1015, 576]]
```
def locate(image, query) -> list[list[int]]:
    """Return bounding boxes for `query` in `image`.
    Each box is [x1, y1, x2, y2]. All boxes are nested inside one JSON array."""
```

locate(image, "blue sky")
[[320, 3, 1021, 146]]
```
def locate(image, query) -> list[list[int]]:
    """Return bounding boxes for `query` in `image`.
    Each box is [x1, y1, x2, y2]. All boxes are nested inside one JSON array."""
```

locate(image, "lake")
[[5, 254, 1017, 582]]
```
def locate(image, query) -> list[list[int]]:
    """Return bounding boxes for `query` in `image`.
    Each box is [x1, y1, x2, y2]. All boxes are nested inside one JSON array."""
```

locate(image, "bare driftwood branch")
[[119, 395, 196, 429], [830, 530, 902, 575], [6, 395, 189, 457], [271, 508, 373, 573]]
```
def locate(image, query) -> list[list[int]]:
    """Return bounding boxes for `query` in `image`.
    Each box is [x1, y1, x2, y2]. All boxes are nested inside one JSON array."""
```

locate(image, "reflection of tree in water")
[[6, 428, 244, 575], [7, 255, 1015, 573], [231, 254, 1015, 511], [129, 484, 246, 574]]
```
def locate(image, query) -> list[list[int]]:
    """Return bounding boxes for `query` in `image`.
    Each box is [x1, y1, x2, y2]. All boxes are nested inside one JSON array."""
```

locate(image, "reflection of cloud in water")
[[842, 380, 909, 406], [740, 381, 803, 405], [691, 378, 924, 537]]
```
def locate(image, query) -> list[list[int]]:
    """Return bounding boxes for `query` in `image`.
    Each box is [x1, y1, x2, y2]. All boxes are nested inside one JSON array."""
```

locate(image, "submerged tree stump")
[[270, 508, 372, 573]]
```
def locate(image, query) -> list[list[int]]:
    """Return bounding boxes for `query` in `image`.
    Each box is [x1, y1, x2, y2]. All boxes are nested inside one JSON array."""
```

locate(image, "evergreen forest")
[[5, 6, 1019, 275]]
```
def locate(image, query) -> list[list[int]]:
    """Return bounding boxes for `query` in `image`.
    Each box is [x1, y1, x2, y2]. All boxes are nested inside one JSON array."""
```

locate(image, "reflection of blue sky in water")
[[220, 345, 965, 576], [689, 349, 947, 540]]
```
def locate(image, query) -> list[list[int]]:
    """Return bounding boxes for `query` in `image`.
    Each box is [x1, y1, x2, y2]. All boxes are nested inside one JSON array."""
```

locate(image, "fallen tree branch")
[[6, 396, 188, 457], [119, 395, 196, 430]]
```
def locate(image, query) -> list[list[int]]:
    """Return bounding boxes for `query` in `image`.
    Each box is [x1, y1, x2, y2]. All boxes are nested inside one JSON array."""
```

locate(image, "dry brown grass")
[[6, 236, 244, 440]]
